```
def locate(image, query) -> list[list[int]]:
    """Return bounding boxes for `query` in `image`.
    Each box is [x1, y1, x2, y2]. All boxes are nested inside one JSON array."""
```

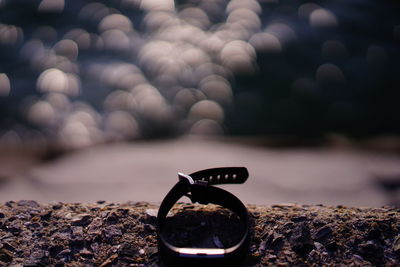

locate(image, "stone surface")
[[0, 202, 399, 266]]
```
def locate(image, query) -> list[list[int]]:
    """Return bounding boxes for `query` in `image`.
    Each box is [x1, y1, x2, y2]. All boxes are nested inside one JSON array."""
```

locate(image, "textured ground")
[[0, 201, 399, 266]]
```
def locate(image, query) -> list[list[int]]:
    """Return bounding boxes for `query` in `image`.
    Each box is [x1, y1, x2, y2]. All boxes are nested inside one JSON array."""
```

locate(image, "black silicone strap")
[[157, 167, 250, 266], [189, 167, 249, 185]]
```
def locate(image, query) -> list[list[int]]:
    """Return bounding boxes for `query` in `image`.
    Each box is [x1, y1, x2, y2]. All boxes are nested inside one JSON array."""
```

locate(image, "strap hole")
[[217, 175, 221, 180], [201, 177, 205, 181], [224, 174, 229, 179], [233, 174, 237, 179], [209, 176, 213, 181]]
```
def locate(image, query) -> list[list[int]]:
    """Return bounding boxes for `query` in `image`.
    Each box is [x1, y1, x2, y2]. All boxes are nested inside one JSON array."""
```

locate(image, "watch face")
[[161, 204, 245, 249]]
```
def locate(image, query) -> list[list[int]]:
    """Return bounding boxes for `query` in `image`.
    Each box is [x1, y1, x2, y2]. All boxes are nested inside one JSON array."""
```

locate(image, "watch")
[[157, 167, 250, 266]]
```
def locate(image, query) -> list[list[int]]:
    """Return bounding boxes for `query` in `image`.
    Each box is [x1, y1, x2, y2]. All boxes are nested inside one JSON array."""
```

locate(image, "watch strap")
[[189, 167, 248, 185]]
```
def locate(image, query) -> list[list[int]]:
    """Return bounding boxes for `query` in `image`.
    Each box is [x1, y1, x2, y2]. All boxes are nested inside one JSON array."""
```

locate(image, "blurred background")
[[1, 0, 400, 206]]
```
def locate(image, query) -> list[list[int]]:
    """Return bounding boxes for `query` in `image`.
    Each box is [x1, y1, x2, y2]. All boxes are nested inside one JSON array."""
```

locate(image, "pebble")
[[118, 243, 138, 257], [392, 235, 400, 253], [104, 225, 122, 239], [314, 242, 323, 250], [358, 240, 384, 265], [87, 217, 103, 234], [71, 214, 92, 226], [17, 200, 39, 208], [106, 212, 119, 224], [40, 210, 52, 220], [314, 225, 333, 241], [144, 224, 156, 232], [80, 248, 94, 259], [291, 216, 308, 223], [0, 248, 13, 263], [56, 249, 71, 259], [290, 222, 315, 257], [145, 209, 158, 218], [52, 204, 63, 210], [49, 245, 63, 257]]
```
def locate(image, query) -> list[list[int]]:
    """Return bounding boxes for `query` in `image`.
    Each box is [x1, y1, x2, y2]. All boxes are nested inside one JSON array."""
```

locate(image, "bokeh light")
[[0, 0, 399, 147], [0, 73, 10, 96]]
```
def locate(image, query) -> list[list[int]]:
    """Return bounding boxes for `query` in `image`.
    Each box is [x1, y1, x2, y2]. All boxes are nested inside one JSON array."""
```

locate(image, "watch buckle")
[[178, 172, 209, 204], [178, 172, 195, 184]]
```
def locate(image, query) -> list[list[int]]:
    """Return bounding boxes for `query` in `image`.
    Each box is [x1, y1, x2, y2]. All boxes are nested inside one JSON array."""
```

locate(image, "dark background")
[[1, 0, 400, 144]]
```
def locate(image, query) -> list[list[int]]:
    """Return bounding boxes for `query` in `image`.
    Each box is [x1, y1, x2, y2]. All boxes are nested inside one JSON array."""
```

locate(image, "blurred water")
[[1, 0, 400, 148]]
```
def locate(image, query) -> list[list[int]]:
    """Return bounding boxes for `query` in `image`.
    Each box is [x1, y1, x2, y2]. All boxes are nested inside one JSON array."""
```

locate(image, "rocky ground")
[[0, 201, 399, 266]]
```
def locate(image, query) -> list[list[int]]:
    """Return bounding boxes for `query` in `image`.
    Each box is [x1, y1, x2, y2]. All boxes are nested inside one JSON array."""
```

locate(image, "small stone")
[[271, 235, 284, 251], [52, 203, 63, 210], [104, 225, 122, 239], [393, 235, 400, 253], [56, 249, 71, 259], [354, 220, 369, 231], [314, 225, 333, 241], [314, 242, 323, 250], [40, 210, 52, 221], [5, 201, 14, 208], [0, 248, 13, 263], [358, 241, 384, 265], [312, 219, 326, 228], [106, 212, 119, 224], [353, 254, 364, 261], [118, 243, 138, 257], [80, 248, 93, 259], [258, 240, 267, 254], [71, 226, 84, 239], [90, 243, 100, 253], [29, 248, 47, 262], [17, 200, 39, 208], [291, 222, 315, 257], [5, 222, 22, 234], [291, 216, 308, 223], [144, 224, 156, 232], [0, 212, 5, 218], [88, 217, 103, 235], [15, 213, 30, 220], [283, 222, 294, 228], [1, 243, 16, 252], [49, 245, 64, 257], [71, 214, 92, 226], [111, 245, 120, 253], [52, 229, 72, 241], [145, 209, 158, 218], [25, 222, 42, 230], [146, 247, 158, 257], [99, 254, 118, 267]]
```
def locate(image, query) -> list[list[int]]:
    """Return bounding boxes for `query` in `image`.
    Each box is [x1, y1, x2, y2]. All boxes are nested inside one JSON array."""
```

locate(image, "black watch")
[[157, 167, 250, 266]]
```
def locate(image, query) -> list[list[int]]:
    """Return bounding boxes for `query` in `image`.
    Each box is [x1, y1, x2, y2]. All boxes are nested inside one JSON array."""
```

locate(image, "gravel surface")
[[0, 201, 399, 266]]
